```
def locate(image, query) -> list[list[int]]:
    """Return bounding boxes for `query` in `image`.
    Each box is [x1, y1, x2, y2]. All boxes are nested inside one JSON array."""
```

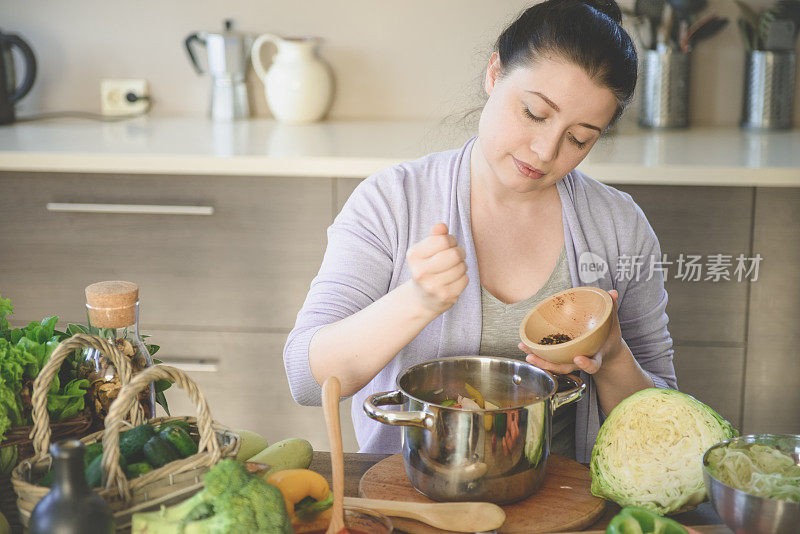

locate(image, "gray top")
[[283, 135, 677, 462], [479, 244, 576, 460]]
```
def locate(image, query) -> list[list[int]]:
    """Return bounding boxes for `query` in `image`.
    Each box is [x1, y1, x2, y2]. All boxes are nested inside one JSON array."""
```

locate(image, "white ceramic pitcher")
[[251, 34, 333, 124]]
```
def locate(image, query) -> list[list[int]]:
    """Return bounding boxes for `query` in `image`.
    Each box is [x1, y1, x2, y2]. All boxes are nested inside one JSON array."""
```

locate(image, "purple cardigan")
[[284, 136, 677, 462]]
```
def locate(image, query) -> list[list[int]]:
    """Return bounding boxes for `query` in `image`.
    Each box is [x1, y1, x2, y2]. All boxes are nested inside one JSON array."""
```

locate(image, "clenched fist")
[[406, 223, 469, 316]]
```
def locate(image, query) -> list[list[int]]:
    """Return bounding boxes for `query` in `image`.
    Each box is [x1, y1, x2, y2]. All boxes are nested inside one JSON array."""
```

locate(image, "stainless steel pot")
[[363, 356, 584, 504]]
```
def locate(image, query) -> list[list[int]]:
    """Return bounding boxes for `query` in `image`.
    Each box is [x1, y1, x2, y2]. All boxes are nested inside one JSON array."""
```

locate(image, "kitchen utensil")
[[185, 19, 252, 120], [363, 356, 585, 504], [636, 0, 666, 49], [0, 29, 36, 125], [681, 16, 730, 53], [343, 497, 504, 533], [322, 376, 346, 534], [519, 287, 613, 365], [764, 19, 796, 50], [656, 2, 675, 51], [359, 453, 606, 534], [703, 434, 800, 534], [251, 34, 334, 124], [759, 0, 800, 48], [667, 0, 708, 20]]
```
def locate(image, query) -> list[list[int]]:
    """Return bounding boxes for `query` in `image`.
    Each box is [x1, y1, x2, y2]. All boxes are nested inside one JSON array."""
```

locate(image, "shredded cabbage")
[[590, 388, 737, 515], [706, 443, 800, 502]]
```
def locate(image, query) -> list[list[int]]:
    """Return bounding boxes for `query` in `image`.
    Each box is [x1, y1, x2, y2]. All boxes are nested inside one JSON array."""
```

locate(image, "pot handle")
[[552, 374, 585, 410], [363, 390, 435, 430]]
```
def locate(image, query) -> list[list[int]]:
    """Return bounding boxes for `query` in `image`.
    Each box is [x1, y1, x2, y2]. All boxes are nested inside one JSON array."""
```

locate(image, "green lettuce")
[[0, 296, 90, 442]]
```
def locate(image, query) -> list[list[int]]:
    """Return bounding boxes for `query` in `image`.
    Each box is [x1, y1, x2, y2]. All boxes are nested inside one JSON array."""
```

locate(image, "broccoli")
[[131, 459, 293, 534]]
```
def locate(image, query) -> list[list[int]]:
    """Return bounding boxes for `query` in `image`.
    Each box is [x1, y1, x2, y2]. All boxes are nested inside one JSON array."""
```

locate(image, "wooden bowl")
[[519, 287, 613, 364]]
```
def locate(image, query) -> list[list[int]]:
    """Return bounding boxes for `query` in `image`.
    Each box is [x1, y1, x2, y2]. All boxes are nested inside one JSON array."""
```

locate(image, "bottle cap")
[[84, 281, 139, 329]]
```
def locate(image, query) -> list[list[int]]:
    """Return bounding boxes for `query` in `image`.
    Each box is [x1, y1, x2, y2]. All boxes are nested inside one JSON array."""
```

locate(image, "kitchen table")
[[308, 451, 731, 533]]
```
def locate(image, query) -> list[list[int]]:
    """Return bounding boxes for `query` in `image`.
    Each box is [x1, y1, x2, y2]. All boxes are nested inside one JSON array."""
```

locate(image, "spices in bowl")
[[538, 333, 572, 345]]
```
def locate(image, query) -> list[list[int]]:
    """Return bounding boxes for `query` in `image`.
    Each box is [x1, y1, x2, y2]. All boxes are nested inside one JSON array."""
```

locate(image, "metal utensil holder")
[[741, 51, 795, 130], [639, 50, 690, 129]]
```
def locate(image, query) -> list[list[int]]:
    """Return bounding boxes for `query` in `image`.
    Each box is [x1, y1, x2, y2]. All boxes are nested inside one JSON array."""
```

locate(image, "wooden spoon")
[[322, 376, 346, 534], [343, 496, 506, 533]]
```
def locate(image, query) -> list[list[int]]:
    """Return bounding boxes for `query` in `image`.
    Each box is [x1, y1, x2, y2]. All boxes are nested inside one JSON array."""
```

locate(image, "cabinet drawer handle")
[[45, 203, 214, 215], [157, 360, 219, 373]]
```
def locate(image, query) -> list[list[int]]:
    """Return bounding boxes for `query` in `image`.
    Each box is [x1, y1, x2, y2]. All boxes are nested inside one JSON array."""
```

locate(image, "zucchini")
[[157, 420, 192, 435], [142, 436, 179, 468], [119, 424, 157, 462], [84, 442, 104, 467], [159, 427, 198, 458], [85, 453, 128, 488], [124, 462, 154, 479]]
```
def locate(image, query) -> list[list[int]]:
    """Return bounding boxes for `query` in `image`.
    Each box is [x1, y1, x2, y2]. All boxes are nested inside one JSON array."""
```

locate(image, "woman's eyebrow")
[[526, 90, 602, 132]]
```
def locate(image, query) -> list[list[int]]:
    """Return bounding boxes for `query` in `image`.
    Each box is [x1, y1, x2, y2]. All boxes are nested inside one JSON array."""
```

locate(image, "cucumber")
[[119, 424, 157, 462], [124, 462, 154, 479], [84, 442, 104, 467], [38, 469, 55, 487], [157, 420, 192, 435], [159, 427, 198, 458], [142, 436, 179, 468], [246, 438, 313, 478], [85, 453, 128, 488]]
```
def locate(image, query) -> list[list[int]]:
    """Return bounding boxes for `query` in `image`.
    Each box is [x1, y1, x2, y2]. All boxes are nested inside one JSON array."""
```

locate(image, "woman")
[[284, 0, 677, 463]]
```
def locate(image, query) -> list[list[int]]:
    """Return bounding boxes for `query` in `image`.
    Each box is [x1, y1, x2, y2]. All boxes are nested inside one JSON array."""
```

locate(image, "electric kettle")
[[185, 19, 252, 120], [0, 29, 37, 125]]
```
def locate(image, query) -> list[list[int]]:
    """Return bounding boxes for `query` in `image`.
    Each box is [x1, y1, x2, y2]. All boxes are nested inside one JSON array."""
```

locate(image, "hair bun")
[[582, 0, 623, 23]]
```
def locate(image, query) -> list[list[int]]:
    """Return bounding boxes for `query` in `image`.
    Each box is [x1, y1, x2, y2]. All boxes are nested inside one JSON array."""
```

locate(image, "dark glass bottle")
[[29, 439, 114, 534]]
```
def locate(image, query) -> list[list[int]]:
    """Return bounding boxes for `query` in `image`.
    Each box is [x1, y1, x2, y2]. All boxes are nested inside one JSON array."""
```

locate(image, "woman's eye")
[[569, 133, 587, 149], [523, 107, 544, 122]]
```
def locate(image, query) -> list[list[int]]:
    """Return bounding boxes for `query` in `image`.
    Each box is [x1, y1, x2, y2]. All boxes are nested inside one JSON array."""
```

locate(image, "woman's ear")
[[484, 52, 502, 96]]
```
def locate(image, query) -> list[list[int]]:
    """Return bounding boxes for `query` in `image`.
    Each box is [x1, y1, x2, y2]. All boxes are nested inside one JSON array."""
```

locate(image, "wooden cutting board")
[[359, 453, 606, 533]]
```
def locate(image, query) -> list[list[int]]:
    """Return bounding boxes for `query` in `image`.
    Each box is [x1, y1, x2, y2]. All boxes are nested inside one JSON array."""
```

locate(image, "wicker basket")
[[0, 333, 132, 532], [11, 364, 240, 531]]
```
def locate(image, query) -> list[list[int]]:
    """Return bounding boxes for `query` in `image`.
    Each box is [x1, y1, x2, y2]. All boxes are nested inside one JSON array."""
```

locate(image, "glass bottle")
[[29, 439, 115, 534], [84, 281, 156, 423]]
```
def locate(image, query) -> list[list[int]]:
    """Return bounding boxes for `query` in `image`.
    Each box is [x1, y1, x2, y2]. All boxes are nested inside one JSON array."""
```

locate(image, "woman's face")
[[476, 52, 618, 195]]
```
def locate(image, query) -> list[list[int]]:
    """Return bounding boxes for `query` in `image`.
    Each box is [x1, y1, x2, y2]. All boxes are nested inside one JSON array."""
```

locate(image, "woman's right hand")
[[406, 223, 469, 316]]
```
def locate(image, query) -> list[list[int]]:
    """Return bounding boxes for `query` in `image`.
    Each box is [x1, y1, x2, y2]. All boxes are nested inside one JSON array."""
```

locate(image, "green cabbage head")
[[590, 388, 737, 515]]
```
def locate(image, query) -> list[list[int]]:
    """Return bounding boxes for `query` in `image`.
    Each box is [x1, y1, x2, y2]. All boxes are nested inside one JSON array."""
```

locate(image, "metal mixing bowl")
[[702, 434, 800, 534]]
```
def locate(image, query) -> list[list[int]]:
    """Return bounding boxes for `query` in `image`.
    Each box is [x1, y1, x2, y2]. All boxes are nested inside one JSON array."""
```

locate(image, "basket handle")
[[30, 333, 146, 461], [101, 364, 220, 500]]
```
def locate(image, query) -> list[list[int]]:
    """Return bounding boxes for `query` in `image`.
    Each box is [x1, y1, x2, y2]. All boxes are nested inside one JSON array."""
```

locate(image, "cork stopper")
[[85, 281, 139, 329]]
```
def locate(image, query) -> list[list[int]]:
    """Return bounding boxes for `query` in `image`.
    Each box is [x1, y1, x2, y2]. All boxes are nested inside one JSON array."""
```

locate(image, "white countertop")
[[1, 117, 798, 186]]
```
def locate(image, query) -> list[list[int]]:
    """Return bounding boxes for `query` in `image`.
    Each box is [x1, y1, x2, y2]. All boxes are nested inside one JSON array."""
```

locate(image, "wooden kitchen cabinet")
[[0, 172, 332, 331]]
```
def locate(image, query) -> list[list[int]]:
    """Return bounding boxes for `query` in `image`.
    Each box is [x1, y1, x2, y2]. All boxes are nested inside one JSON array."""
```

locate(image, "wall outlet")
[[100, 78, 149, 116]]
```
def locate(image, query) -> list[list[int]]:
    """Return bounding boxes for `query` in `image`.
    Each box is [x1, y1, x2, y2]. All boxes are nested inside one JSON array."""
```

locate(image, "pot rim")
[[393, 355, 559, 412]]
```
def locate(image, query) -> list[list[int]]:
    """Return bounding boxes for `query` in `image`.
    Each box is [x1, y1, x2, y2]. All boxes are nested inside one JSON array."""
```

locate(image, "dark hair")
[[496, 0, 637, 129]]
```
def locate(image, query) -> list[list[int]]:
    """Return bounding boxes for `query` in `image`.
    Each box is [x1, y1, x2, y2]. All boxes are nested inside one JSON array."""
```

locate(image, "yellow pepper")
[[464, 382, 485, 409], [266, 469, 330, 516]]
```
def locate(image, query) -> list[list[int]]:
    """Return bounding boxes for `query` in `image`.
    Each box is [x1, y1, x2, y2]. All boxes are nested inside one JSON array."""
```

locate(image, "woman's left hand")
[[518, 289, 623, 375]]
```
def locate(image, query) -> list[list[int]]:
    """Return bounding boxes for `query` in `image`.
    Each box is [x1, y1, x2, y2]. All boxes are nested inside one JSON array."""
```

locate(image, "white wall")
[[2, 0, 797, 127]]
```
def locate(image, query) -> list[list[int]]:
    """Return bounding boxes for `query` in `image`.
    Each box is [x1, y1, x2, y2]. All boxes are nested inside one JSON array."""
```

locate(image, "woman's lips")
[[512, 156, 544, 180]]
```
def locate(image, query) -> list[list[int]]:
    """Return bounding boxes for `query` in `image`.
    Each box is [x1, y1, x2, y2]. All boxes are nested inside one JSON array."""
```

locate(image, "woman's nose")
[[530, 128, 561, 163]]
